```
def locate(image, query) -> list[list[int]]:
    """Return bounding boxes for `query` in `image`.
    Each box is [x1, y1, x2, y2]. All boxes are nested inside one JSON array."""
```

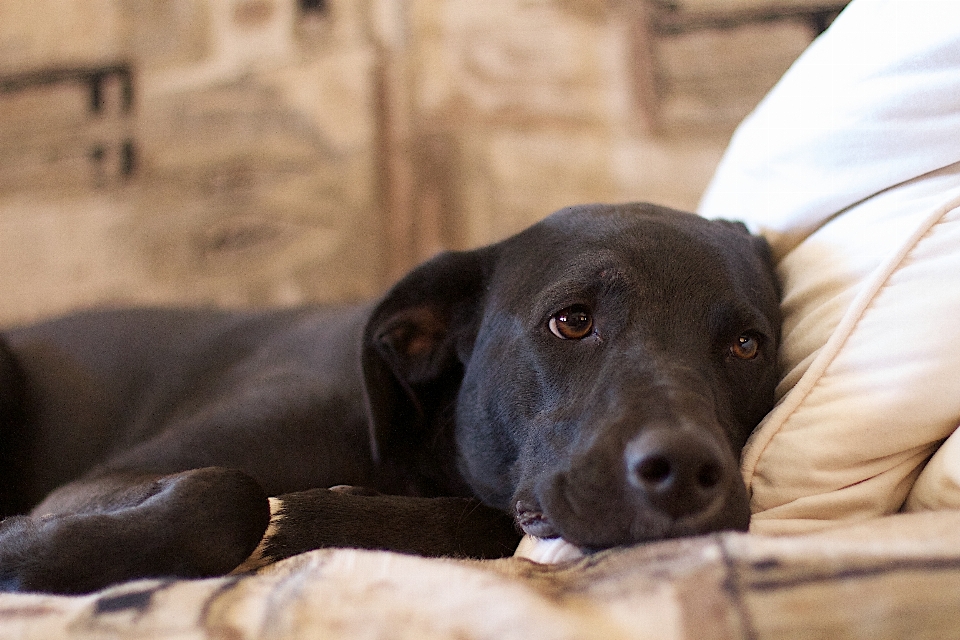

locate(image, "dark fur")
[[0, 203, 780, 593]]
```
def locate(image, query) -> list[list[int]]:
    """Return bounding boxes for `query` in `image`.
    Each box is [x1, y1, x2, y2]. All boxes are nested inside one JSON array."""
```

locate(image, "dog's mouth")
[[515, 501, 560, 539], [513, 455, 751, 553], [515, 497, 746, 557]]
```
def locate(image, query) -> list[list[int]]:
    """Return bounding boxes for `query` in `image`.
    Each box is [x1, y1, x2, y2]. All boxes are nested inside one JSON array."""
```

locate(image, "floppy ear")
[[714, 219, 775, 258], [361, 247, 495, 465], [711, 218, 781, 296]]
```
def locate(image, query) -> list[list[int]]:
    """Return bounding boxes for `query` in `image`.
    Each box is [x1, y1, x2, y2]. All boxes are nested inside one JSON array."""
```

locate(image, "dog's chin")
[[514, 505, 751, 565], [543, 505, 751, 552], [515, 511, 559, 538], [513, 494, 751, 563], [513, 534, 585, 564]]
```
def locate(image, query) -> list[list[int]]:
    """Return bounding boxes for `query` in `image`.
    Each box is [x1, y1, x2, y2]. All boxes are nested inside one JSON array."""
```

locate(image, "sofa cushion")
[[698, 0, 960, 534]]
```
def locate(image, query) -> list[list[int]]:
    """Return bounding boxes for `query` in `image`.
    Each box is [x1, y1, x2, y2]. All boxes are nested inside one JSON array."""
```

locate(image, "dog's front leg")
[[0, 467, 270, 593], [235, 488, 521, 571]]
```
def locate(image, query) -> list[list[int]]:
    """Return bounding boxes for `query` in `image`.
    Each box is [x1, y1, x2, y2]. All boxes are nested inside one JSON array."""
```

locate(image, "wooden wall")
[[0, 0, 842, 326]]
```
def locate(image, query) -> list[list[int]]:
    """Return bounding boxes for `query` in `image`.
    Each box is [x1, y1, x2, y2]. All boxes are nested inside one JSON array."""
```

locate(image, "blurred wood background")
[[0, 0, 846, 326]]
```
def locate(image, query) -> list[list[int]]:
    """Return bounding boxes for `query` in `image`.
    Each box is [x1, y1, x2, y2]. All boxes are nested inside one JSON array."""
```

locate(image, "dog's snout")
[[534, 422, 750, 549], [632, 451, 722, 492], [625, 428, 731, 520]]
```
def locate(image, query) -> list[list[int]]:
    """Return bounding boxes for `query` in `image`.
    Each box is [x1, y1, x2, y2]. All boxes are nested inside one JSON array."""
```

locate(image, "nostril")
[[635, 455, 672, 486], [697, 461, 722, 490], [625, 428, 735, 520]]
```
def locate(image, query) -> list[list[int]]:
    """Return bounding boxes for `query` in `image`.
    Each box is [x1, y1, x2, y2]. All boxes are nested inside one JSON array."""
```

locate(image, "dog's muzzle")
[[523, 424, 750, 550]]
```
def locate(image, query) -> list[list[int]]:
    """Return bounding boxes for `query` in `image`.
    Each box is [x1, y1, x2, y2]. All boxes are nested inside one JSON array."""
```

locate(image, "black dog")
[[0, 203, 780, 594]]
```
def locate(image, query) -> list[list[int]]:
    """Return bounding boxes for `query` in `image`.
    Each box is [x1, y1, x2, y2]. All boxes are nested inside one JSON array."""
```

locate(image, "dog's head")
[[362, 203, 780, 549]]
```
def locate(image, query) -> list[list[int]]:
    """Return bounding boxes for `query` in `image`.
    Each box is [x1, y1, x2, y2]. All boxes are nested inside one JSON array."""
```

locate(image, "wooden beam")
[[651, 1, 850, 36]]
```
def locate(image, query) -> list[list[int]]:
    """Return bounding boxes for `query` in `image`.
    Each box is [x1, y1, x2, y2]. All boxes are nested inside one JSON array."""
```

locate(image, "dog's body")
[[0, 204, 780, 594]]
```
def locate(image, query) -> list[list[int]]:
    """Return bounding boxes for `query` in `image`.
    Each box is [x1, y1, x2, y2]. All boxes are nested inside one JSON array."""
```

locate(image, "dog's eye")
[[729, 333, 761, 360], [549, 305, 594, 340]]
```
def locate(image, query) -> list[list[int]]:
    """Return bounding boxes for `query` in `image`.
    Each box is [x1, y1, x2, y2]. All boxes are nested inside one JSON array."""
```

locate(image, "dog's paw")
[[230, 488, 378, 573], [0, 514, 88, 593], [513, 534, 585, 564], [0, 468, 271, 593], [231, 497, 284, 573], [232, 488, 523, 569]]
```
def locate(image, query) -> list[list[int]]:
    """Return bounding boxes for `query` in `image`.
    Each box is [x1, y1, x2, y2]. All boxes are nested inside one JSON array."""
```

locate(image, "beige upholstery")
[[699, 0, 960, 533]]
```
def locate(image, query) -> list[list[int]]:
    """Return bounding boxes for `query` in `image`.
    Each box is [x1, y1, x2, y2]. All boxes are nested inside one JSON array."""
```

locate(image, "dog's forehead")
[[494, 204, 744, 283], [477, 203, 781, 334]]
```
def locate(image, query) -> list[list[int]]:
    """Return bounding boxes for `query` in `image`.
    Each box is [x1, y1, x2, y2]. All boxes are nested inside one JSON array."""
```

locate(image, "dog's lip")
[[515, 502, 560, 538], [519, 520, 560, 538]]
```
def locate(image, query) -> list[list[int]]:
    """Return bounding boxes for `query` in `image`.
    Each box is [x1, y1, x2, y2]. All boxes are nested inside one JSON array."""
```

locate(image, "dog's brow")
[[708, 301, 769, 336], [531, 264, 629, 312]]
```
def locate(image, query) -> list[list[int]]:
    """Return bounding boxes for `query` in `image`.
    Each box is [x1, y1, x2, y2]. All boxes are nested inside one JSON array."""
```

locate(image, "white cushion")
[[698, 0, 960, 534]]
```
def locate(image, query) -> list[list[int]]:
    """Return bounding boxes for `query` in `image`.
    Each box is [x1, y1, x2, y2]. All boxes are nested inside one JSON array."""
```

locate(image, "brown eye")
[[549, 305, 594, 340], [730, 333, 760, 360]]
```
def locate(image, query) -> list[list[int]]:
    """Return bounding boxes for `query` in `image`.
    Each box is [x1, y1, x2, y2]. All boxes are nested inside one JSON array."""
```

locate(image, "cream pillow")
[[699, 0, 960, 534]]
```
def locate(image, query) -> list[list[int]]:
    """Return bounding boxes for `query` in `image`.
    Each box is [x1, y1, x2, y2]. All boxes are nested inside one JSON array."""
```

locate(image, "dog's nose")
[[624, 428, 731, 520]]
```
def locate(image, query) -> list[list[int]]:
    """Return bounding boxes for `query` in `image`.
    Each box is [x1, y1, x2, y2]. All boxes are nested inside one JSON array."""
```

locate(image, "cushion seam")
[[742, 192, 960, 494]]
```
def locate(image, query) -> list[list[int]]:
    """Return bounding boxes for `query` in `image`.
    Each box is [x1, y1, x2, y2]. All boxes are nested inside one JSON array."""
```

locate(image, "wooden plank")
[[651, 1, 850, 35]]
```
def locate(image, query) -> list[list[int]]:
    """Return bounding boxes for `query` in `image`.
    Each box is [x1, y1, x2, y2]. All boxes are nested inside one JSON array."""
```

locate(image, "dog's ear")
[[713, 219, 769, 251], [361, 248, 494, 464], [713, 218, 780, 294]]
